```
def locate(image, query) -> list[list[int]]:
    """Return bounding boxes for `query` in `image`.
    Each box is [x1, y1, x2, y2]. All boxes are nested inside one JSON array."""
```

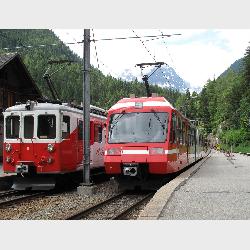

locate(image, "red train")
[[3, 100, 106, 190], [104, 95, 208, 189]]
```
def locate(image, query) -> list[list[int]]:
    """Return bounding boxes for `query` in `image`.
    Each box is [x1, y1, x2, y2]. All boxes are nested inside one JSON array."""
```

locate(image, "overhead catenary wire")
[[90, 33, 181, 42], [132, 30, 173, 86], [0, 33, 181, 51], [132, 30, 157, 63], [91, 29, 100, 69], [159, 29, 177, 71]]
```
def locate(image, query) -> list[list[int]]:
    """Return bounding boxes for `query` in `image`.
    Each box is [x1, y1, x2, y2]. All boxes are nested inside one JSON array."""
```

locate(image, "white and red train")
[[104, 95, 208, 189], [3, 100, 106, 190], [3, 95, 208, 191]]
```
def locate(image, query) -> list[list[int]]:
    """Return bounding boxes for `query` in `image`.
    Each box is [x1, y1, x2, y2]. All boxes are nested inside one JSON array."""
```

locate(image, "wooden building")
[[0, 53, 42, 160]]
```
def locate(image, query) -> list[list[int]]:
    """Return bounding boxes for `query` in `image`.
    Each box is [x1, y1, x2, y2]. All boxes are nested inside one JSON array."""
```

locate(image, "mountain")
[[219, 58, 244, 78], [121, 64, 190, 92]]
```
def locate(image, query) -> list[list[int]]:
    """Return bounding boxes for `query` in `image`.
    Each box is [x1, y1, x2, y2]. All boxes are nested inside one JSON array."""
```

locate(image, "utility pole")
[[82, 29, 91, 185]]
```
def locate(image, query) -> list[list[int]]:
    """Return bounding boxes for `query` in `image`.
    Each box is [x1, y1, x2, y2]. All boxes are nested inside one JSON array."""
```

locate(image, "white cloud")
[[53, 29, 250, 89]]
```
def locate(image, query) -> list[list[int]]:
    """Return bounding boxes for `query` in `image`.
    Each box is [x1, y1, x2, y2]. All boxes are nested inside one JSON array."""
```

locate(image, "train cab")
[[104, 95, 207, 189], [3, 100, 106, 190]]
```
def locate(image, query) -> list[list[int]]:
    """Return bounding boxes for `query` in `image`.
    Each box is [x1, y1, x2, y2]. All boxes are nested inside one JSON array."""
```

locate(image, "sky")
[[53, 29, 250, 90]]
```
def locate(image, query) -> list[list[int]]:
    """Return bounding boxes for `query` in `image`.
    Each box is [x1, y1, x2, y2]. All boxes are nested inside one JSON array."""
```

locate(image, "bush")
[[220, 129, 250, 146]]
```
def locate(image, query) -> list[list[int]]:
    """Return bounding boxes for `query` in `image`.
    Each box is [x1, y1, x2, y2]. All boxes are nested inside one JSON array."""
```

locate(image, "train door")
[[77, 119, 83, 166], [177, 115, 181, 155], [60, 112, 74, 170], [22, 114, 36, 163], [186, 123, 190, 163], [177, 116, 185, 166], [170, 112, 178, 167], [90, 122, 104, 168], [0, 116, 3, 162]]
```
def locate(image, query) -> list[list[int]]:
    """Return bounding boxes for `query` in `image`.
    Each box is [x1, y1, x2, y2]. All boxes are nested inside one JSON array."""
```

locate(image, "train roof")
[[108, 96, 194, 125], [4, 101, 107, 118], [109, 96, 174, 111]]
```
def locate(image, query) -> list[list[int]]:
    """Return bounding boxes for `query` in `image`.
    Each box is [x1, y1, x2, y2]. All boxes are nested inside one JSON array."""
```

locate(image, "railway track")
[[0, 191, 46, 209], [0, 190, 20, 199], [112, 193, 154, 220], [66, 192, 154, 220]]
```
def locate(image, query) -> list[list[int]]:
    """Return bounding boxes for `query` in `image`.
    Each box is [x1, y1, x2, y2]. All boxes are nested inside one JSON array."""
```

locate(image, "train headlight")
[[107, 148, 121, 155], [5, 143, 12, 152], [47, 157, 54, 164], [6, 156, 11, 163], [149, 147, 165, 155], [47, 144, 55, 152]]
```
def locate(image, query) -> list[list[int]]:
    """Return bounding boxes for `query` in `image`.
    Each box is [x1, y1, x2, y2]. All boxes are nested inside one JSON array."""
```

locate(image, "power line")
[[0, 41, 79, 51], [0, 33, 181, 51], [91, 29, 100, 69], [132, 30, 156, 63], [90, 33, 181, 42], [159, 29, 176, 71]]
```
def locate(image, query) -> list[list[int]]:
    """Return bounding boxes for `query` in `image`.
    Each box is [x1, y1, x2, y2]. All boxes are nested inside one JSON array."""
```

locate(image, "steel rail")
[[66, 192, 154, 220], [66, 192, 126, 220], [111, 193, 154, 220], [0, 190, 20, 199], [0, 192, 46, 209]]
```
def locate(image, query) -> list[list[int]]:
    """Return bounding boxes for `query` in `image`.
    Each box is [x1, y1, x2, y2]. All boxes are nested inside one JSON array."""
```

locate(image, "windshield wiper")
[[151, 110, 166, 133], [110, 111, 125, 130]]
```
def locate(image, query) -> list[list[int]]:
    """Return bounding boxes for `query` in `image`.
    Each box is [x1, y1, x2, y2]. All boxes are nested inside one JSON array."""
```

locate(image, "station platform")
[[139, 150, 250, 219]]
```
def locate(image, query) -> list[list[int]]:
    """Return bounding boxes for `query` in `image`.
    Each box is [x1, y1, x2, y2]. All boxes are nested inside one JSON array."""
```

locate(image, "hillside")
[[197, 53, 250, 152], [0, 29, 182, 109], [219, 58, 244, 77]]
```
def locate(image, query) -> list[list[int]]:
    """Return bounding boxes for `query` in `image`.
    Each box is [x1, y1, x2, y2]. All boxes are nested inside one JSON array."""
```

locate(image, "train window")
[[6, 116, 20, 139], [171, 113, 177, 143], [24, 116, 34, 139], [94, 124, 102, 143], [37, 115, 56, 139], [78, 120, 83, 140], [109, 112, 168, 143], [62, 116, 70, 139], [177, 117, 183, 144]]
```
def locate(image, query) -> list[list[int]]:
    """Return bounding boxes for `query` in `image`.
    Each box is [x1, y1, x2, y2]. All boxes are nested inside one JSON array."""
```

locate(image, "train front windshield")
[[108, 112, 168, 143]]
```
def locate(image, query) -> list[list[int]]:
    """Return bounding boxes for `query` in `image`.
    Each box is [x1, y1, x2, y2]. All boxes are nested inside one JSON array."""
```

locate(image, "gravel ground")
[[0, 181, 119, 220]]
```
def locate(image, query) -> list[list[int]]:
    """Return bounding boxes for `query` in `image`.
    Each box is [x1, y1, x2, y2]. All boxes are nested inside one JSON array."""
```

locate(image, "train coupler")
[[16, 164, 29, 174], [123, 163, 138, 177]]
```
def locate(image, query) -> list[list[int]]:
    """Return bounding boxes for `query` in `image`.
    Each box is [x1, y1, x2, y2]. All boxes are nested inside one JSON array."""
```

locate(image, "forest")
[[175, 46, 250, 153], [0, 29, 249, 152]]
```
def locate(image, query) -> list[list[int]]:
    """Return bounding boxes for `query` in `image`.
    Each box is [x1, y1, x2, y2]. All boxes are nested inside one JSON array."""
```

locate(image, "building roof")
[[0, 53, 42, 98], [0, 53, 17, 70]]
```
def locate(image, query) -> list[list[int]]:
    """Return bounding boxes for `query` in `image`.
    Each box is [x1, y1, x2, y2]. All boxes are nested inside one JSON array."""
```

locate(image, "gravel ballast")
[[0, 181, 119, 220]]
